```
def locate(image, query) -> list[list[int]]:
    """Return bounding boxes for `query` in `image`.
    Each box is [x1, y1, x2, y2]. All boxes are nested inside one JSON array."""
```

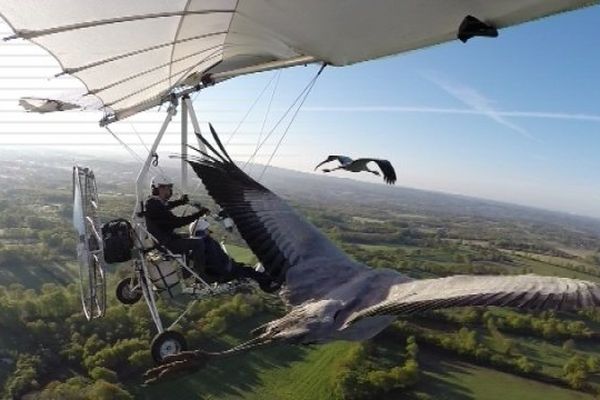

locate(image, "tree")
[[89, 367, 118, 383], [563, 355, 589, 389], [516, 356, 535, 374], [562, 339, 576, 352], [406, 336, 419, 359], [86, 380, 134, 400], [586, 356, 600, 373], [5, 354, 41, 399]]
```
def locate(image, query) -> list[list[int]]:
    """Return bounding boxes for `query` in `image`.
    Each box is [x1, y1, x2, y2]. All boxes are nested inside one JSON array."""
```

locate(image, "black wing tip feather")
[[209, 123, 234, 164], [373, 159, 396, 185], [193, 131, 229, 165], [187, 124, 288, 281]]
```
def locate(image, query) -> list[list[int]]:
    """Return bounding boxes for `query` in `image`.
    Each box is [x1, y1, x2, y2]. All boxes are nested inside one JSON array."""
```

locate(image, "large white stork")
[[145, 124, 600, 382], [315, 155, 397, 184]]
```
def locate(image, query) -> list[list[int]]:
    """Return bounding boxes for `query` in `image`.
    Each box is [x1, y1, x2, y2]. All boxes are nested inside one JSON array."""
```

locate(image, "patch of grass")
[[358, 243, 414, 252], [0, 260, 77, 289], [133, 342, 352, 400], [515, 256, 600, 282], [414, 349, 594, 400]]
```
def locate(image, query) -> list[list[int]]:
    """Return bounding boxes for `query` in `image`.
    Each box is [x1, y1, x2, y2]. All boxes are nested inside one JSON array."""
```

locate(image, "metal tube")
[[139, 255, 164, 333], [183, 97, 206, 154], [181, 97, 188, 191], [209, 55, 317, 83], [5, 10, 234, 40], [101, 56, 319, 126], [132, 103, 176, 222]]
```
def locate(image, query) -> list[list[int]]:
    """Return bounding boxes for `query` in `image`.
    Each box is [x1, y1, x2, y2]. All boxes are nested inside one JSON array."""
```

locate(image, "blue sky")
[[1, 6, 600, 217]]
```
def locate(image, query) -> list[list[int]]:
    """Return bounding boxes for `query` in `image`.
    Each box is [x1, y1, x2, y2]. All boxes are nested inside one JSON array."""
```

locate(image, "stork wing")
[[347, 274, 600, 325], [314, 155, 352, 171], [188, 125, 367, 305], [373, 159, 397, 185], [351, 158, 397, 184]]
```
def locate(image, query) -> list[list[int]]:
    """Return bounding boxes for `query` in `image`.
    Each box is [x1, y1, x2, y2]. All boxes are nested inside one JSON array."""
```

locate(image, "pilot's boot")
[[231, 261, 280, 293]]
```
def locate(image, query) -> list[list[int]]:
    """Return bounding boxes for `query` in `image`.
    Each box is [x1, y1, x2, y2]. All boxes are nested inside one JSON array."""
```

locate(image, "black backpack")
[[101, 218, 133, 263]]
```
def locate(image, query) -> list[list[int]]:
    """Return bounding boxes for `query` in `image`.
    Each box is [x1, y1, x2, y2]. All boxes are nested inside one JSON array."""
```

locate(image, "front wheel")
[[116, 277, 142, 305], [151, 331, 188, 364]]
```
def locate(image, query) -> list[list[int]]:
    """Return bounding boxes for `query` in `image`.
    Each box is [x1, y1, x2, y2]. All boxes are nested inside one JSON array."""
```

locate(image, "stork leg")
[[144, 336, 274, 384], [144, 350, 213, 384], [322, 166, 341, 173]]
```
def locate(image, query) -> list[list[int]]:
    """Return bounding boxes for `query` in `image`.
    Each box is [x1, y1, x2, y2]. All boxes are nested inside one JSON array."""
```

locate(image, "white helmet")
[[151, 175, 173, 189]]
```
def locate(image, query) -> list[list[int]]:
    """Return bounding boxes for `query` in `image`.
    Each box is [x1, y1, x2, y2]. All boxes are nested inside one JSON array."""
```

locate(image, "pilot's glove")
[[192, 203, 210, 215], [179, 194, 189, 204]]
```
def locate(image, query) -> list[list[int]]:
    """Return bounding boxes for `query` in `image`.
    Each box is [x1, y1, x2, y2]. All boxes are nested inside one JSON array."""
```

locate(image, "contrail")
[[422, 71, 534, 140], [302, 106, 600, 123]]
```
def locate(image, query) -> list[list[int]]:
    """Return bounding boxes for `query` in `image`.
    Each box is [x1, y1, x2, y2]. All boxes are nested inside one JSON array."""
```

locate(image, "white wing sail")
[[1, 0, 595, 122]]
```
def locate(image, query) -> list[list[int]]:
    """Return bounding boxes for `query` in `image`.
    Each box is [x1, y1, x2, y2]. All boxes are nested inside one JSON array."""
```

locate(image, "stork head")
[[253, 299, 349, 344]]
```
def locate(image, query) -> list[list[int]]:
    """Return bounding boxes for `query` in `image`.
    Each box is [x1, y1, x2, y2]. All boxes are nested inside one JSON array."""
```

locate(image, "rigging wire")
[[131, 123, 151, 153], [244, 64, 326, 171], [225, 71, 279, 146], [257, 64, 326, 181], [104, 125, 178, 194], [248, 70, 281, 175], [105, 125, 145, 163]]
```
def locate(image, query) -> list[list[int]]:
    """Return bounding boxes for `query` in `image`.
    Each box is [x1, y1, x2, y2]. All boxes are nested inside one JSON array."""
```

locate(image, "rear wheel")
[[151, 331, 188, 364], [116, 277, 142, 305]]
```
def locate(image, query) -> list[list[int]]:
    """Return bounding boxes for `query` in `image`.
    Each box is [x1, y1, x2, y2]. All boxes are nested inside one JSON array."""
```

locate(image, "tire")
[[116, 277, 142, 305], [151, 331, 188, 364]]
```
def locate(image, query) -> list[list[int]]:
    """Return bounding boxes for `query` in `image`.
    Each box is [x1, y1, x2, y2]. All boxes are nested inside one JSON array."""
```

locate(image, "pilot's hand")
[[192, 203, 210, 215], [179, 194, 189, 204]]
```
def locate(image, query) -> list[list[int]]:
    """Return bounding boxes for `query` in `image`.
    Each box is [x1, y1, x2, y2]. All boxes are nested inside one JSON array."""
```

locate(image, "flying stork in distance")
[[314, 155, 397, 185]]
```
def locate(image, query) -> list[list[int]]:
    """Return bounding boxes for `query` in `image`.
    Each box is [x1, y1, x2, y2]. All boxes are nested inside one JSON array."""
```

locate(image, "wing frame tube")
[[101, 55, 318, 126]]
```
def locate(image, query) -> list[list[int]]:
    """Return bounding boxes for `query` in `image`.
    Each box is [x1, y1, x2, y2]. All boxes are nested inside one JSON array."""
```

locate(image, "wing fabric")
[[187, 127, 366, 305], [2, 0, 595, 122], [347, 274, 600, 324]]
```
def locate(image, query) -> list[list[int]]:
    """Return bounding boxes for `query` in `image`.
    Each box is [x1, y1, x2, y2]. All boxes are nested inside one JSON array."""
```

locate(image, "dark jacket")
[[144, 196, 200, 244]]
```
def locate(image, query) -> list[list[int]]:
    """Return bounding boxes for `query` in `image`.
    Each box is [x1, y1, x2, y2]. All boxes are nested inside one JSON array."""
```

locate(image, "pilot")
[[144, 176, 209, 270]]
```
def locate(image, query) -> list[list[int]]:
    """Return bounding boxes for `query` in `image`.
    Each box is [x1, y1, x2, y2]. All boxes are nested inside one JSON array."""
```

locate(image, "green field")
[[415, 350, 594, 400], [4, 156, 600, 399], [137, 342, 598, 400], [0, 258, 77, 288], [134, 341, 351, 400]]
